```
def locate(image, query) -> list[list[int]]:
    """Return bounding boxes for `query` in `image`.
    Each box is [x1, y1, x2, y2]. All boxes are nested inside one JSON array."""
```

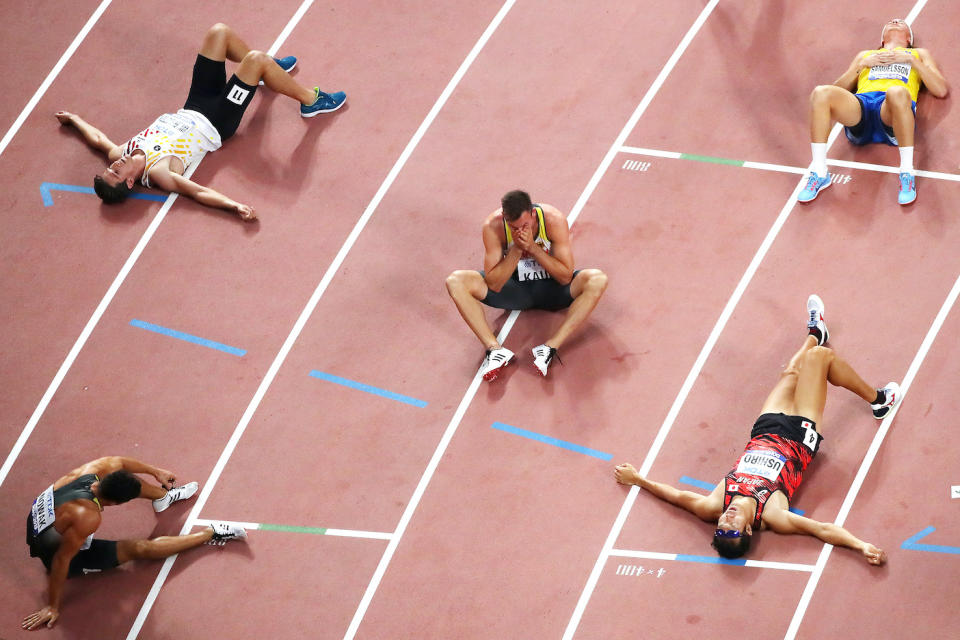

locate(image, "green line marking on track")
[[258, 523, 328, 535], [678, 153, 744, 166]]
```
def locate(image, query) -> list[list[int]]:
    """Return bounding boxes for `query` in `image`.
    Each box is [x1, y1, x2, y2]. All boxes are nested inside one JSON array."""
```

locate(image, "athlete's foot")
[[798, 172, 831, 203], [532, 344, 561, 377], [153, 482, 199, 513], [806, 294, 829, 345], [898, 172, 917, 205], [480, 346, 514, 381], [206, 522, 248, 546], [871, 382, 902, 419]]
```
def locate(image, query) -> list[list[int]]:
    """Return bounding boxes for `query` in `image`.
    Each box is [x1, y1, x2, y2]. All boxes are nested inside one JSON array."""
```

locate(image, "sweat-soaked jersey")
[[723, 417, 819, 528]]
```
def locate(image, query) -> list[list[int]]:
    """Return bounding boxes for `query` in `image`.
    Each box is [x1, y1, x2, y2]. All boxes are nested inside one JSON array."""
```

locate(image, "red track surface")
[[1, 1, 958, 638]]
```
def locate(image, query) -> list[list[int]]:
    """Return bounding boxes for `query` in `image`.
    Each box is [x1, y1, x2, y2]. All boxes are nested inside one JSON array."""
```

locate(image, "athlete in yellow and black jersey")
[[798, 19, 948, 206]]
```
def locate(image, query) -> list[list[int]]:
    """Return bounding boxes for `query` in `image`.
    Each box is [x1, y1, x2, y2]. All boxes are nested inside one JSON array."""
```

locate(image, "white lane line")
[[0, 157, 203, 488], [784, 270, 960, 638], [609, 549, 815, 572], [619, 147, 960, 182], [0, 0, 113, 159], [126, 2, 519, 638]]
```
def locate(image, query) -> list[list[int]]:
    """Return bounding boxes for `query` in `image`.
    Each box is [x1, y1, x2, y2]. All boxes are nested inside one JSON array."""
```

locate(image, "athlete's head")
[[712, 503, 754, 559], [881, 19, 913, 48], [94, 154, 144, 204], [98, 470, 142, 504], [501, 189, 533, 222]]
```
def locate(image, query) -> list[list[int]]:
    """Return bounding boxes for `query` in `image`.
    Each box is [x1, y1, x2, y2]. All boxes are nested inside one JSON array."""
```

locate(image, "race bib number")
[[157, 113, 193, 134], [868, 62, 911, 83], [736, 451, 785, 481], [517, 257, 549, 281], [31, 485, 56, 536], [800, 420, 820, 453]]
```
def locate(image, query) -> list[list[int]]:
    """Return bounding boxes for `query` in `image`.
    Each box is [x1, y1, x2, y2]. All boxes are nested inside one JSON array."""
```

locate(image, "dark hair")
[[93, 175, 133, 204], [99, 470, 141, 504], [712, 531, 752, 559], [501, 190, 533, 222]]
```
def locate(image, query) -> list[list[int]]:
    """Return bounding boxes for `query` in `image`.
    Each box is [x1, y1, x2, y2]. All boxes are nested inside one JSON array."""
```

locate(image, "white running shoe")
[[532, 344, 560, 377], [206, 522, 248, 546], [806, 294, 829, 345], [480, 347, 514, 381], [871, 382, 902, 420], [152, 481, 199, 513]]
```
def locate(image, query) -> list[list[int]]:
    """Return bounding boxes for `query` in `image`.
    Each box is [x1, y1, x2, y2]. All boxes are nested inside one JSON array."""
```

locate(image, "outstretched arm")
[[86, 456, 178, 490], [55, 111, 123, 160], [149, 170, 257, 221], [763, 508, 886, 565], [614, 463, 721, 522]]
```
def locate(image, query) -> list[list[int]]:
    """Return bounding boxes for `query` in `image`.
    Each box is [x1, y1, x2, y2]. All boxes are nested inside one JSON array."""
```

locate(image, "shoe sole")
[[260, 60, 297, 85], [532, 361, 549, 377], [899, 194, 917, 205], [482, 356, 513, 381], [798, 178, 832, 203], [301, 98, 346, 117]]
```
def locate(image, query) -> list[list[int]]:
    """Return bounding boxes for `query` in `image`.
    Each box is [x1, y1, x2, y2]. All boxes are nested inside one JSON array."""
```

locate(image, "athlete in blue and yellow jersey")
[[22, 456, 245, 630], [446, 190, 608, 380], [799, 19, 948, 205], [615, 295, 901, 564], [55, 23, 347, 221]]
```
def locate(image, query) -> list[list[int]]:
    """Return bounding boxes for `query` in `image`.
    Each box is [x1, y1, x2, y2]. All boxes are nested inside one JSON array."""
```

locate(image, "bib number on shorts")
[[517, 257, 549, 281], [868, 62, 911, 83], [800, 420, 820, 453], [736, 451, 785, 481], [31, 485, 55, 536]]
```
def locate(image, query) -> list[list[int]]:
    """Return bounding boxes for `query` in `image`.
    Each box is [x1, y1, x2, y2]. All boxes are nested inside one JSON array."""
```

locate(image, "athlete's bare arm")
[[21, 505, 99, 630], [481, 211, 523, 292], [912, 48, 949, 98], [833, 51, 872, 91], [55, 111, 123, 160], [516, 204, 574, 285], [762, 507, 886, 565], [148, 169, 257, 221], [614, 463, 723, 522], [64, 456, 178, 491]]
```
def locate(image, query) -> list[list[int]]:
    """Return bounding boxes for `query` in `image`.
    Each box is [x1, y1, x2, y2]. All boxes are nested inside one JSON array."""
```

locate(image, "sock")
[[810, 143, 828, 177], [872, 389, 886, 406], [899, 146, 914, 173]]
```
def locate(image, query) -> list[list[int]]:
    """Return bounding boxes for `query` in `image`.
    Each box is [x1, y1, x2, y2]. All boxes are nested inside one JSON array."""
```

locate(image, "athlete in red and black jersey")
[[615, 295, 901, 565]]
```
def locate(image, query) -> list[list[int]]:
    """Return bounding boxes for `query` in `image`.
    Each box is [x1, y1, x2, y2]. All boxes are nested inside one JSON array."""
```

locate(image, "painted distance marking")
[[951, 485, 960, 499], [491, 421, 613, 460], [129, 319, 246, 356], [41, 182, 167, 206], [901, 526, 960, 555], [308, 370, 427, 408]]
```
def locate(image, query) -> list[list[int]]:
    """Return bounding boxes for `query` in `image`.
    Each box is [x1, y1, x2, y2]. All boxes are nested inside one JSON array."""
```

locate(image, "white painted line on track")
[[192, 519, 394, 539], [126, 2, 519, 638], [609, 549, 815, 572], [0, 157, 203, 488], [0, 0, 113, 159]]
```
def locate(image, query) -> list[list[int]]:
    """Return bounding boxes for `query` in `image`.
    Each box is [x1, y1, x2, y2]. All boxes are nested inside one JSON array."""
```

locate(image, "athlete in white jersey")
[[55, 23, 347, 221]]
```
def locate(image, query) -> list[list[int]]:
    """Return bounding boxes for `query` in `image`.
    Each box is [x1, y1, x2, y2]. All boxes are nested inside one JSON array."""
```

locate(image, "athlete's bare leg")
[[136, 482, 166, 501], [879, 85, 916, 147], [445, 270, 500, 350], [792, 345, 877, 429], [544, 269, 608, 349], [116, 528, 215, 563], [760, 335, 818, 416], [199, 23, 251, 63], [808, 85, 863, 143]]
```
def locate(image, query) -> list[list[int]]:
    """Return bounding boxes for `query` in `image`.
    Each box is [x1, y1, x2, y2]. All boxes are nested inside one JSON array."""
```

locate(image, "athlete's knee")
[[582, 269, 608, 297], [885, 85, 912, 109], [206, 23, 231, 40], [446, 270, 481, 297], [804, 345, 835, 367], [119, 539, 152, 561], [240, 49, 271, 70], [809, 84, 837, 106]]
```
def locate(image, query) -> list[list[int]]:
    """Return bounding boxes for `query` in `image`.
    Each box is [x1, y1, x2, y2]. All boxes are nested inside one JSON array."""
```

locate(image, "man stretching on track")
[[56, 23, 347, 221], [615, 295, 901, 564], [445, 190, 608, 380], [799, 18, 948, 205], [22, 456, 246, 630]]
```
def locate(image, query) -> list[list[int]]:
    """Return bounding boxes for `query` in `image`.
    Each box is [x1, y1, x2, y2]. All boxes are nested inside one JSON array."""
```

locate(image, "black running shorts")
[[27, 514, 120, 578], [751, 412, 823, 456], [183, 54, 258, 140], [480, 270, 580, 311]]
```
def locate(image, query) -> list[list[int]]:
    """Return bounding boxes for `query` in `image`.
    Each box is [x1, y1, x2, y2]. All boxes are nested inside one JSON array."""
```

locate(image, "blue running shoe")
[[898, 172, 916, 205], [260, 56, 298, 85], [300, 88, 347, 117], [797, 172, 831, 203]]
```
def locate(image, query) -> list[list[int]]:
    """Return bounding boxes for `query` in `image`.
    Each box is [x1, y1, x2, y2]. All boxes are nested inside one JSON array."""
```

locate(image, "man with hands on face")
[[445, 189, 607, 380], [22, 456, 246, 630], [799, 18, 948, 205]]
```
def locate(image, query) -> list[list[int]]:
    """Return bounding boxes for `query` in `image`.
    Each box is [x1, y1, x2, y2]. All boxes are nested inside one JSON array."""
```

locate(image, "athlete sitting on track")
[[614, 295, 901, 564], [799, 18, 948, 205], [445, 189, 608, 380], [22, 456, 246, 630], [55, 23, 347, 221]]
